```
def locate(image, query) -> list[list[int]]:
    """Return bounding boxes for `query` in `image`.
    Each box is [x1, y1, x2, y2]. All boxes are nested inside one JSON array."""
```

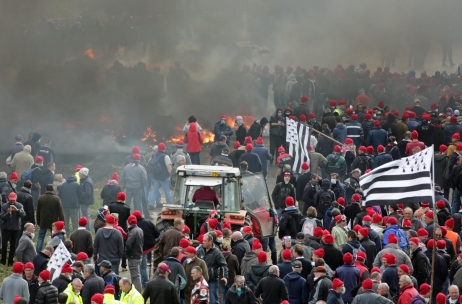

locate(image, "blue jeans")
[[190, 152, 200, 165], [126, 187, 142, 211], [145, 174, 154, 200], [151, 178, 172, 205], [209, 281, 219, 304], [220, 284, 231, 303], [36, 228, 51, 252], [80, 205, 92, 231], [452, 188, 461, 214], [141, 253, 148, 287]]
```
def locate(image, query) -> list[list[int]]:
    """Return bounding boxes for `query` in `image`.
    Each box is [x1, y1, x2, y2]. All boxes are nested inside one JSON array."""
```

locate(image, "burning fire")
[[226, 115, 257, 128], [141, 126, 216, 145], [84, 48, 100, 60]]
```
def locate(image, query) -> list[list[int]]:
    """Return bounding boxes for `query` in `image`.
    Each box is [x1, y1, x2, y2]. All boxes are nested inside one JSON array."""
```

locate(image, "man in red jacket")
[[192, 186, 220, 206], [397, 275, 418, 304]]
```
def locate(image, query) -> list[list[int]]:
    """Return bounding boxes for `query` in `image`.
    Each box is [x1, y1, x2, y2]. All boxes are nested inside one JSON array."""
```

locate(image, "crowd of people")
[[4, 63, 462, 304]]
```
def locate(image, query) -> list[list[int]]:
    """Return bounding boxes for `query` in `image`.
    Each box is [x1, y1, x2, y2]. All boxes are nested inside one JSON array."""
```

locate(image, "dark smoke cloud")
[[0, 0, 460, 153]]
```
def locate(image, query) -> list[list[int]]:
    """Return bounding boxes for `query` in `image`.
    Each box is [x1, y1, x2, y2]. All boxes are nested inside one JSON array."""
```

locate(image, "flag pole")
[[309, 127, 344, 145], [430, 145, 436, 304]]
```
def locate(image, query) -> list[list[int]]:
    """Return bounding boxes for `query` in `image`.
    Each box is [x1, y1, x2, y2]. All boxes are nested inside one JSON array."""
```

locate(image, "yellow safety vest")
[[120, 285, 144, 304]]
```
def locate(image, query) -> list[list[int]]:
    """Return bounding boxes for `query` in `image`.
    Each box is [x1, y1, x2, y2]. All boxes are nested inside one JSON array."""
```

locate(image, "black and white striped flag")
[[47, 241, 73, 281], [359, 146, 433, 206], [286, 118, 311, 173]]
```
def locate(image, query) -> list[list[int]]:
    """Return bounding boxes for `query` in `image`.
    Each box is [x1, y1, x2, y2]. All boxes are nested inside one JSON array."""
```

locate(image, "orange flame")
[[226, 115, 257, 128], [84, 48, 99, 60]]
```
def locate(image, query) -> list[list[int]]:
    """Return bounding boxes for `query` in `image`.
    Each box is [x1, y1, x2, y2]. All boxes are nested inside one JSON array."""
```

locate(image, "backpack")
[[327, 155, 343, 169], [386, 146, 397, 157], [317, 190, 333, 215], [394, 228, 409, 250], [357, 156, 371, 174], [148, 152, 169, 180], [346, 243, 366, 259], [302, 217, 318, 236], [20, 167, 37, 185]]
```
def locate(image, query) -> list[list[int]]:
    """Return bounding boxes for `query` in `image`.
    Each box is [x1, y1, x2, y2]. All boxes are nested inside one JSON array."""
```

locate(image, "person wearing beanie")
[[251, 136, 272, 179], [350, 146, 373, 175], [238, 143, 262, 173], [57, 169, 83, 235], [93, 214, 124, 275], [271, 171, 296, 219], [244, 251, 270, 292], [325, 145, 347, 181], [107, 191, 131, 232], [346, 112, 364, 148], [0, 262, 29, 303], [326, 277, 345, 304], [409, 237, 429, 288], [372, 144, 393, 169], [277, 249, 294, 279], [404, 130, 425, 156], [382, 216, 409, 250], [373, 232, 413, 272], [36, 270, 59, 303], [125, 146, 147, 167], [366, 118, 388, 152], [357, 227, 378, 270], [90, 293, 105, 304], [240, 238, 263, 277], [278, 196, 303, 240], [100, 172, 123, 206], [125, 214, 144, 292], [283, 260, 308, 304], [397, 274, 418, 304], [333, 116, 347, 145], [381, 253, 399, 298], [1, 191, 26, 265], [51, 262, 74, 293], [22, 261, 38, 303], [331, 214, 348, 250], [336, 252, 360, 303], [444, 115, 462, 146], [123, 149, 150, 214], [68, 216, 93, 261], [447, 132, 462, 159]]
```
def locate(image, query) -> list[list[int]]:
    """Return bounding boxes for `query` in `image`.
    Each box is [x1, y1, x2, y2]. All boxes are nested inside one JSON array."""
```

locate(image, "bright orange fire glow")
[[226, 115, 256, 128], [84, 48, 99, 60]]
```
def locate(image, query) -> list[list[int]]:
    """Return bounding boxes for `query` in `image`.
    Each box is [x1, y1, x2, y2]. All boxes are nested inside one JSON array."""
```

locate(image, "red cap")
[[386, 253, 396, 265], [411, 130, 418, 139], [420, 283, 431, 295], [436, 200, 445, 209], [75, 165, 82, 172], [24, 262, 34, 269], [39, 270, 51, 281], [377, 145, 385, 153], [425, 211, 434, 219], [245, 144, 253, 151], [337, 197, 345, 206], [186, 246, 197, 254], [456, 143, 462, 151], [387, 217, 398, 225], [252, 239, 262, 250], [454, 133, 461, 140], [78, 216, 88, 227], [436, 240, 446, 249], [106, 215, 115, 224], [324, 234, 334, 244], [402, 218, 412, 227], [10, 172, 18, 180], [343, 252, 353, 264], [76, 252, 88, 260], [373, 214, 382, 223], [242, 226, 252, 234], [345, 138, 353, 145], [446, 218, 455, 229], [61, 263, 73, 274], [362, 278, 373, 290], [12, 262, 24, 274], [313, 227, 323, 237], [132, 146, 140, 154], [421, 202, 430, 208], [301, 162, 309, 170], [132, 153, 141, 161], [245, 136, 252, 144], [334, 145, 341, 152], [278, 146, 286, 153], [220, 115, 226, 119], [440, 144, 448, 153], [378, 100, 385, 108], [309, 113, 316, 119], [158, 143, 166, 151], [365, 113, 372, 120], [351, 114, 358, 121], [332, 278, 344, 290], [222, 221, 231, 230], [409, 237, 420, 245], [313, 248, 325, 258], [91, 294, 104, 304], [427, 239, 435, 249], [258, 251, 267, 263], [233, 142, 241, 149], [208, 218, 219, 229], [8, 192, 17, 201], [54, 221, 64, 231], [399, 264, 410, 274], [256, 137, 264, 145], [388, 233, 398, 244], [104, 285, 115, 295], [132, 210, 142, 219], [359, 146, 367, 153], [362, 215, 372, 221], [373, 120, 381, 126], [301, 96, 309, 103], [128, 215, 137, 226], [285, 197, 295, 206], [371, 267, 381, 274], [451, 116, 458, 123], [117, 192, 126, 201], [183, 225, 190, 234], [111, 172, 119, 181], [338, 100, 347, 106], [353, 224, 362, 233], [330, 100, 337, 107], [356, 251, 367, 262], [409, 112, 416, 118], [358, 228, 369, 237], [436, 293, 447, 304], [179, 238, 191, 249], [417, 228, 428, 236], [282, 249, 292, 260], [35, 156, 44, 163]]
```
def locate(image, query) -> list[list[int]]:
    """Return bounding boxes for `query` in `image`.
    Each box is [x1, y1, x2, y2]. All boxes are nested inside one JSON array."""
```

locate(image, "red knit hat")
[[365, 113, 372, 120], [386, 253, 396, 265], [76, 252, 88, 260], [158, 143, 166, 151], [451, 116, 458, 123], [78, 216, 88, 227], [417, 228, 428, 236], [256, 137, 264, 145], [367, 146, 374, 154], [8, 192, 17, 201], [186, 246, 197, 254], [12, 262, 24, 274], [337, 197, 345, 206], [61, 263, 73, 274], [24, 262, 34, 269], [91, 294, 104, 304], [10, 172, 18, 180], [332, 278, 344, 290], [409, 237, 420, 245], [282, 249, 292, 260], [371, 267, 381, 274], [111, 172, 119, 181], [39, 270, 51, 281], [309, 113, 316, 119], [252, 239, 262, 250], [372, 214, 382, 224], [353, 224, 362, 233], [388, 233, 398, 244], [233, 142, 241, 149], [439, 144, 448, 153], [374, 120, 381, 126], [436, 293, 446, 304], [299, 114, 307, 122], [358, 228, 369, 237], [301, 96, 309, 103], [421, 202, 430, 208], [285, 197, 294, 206], [245, 136, 252, 144], [345, 138, 353, 144], [387, 217, 398, 225], [457, 143, 462, 151], [128, 215, 137, 226], [245, 144, 253, 151], [313, 227, 323, 237], [334, 145, 341, 152], [378, 101, 385, 108], [427, 239, 435, 249], [132, 210, 142, 219], [338, 100, 346, 106], [362, 278, 373, 290], [242, 226, 252, 234], [208, 218, 219, 229], [35, 156, 44, 163], [222, 222, 231, 230], [446, 218, 455, 228], [411, 130, 419, 139], [399, 264, 410, 274], [278, 146, 286, 153], [105, 215, 115, 224], [54, 221, 65, 231], [117, 192, 126, 201], [425, 211, 434, 219], [132, 153, 141, 161], [362, 215, 372, 221], [132, 146, 140, 154], [356, 251, 367, 262], [324, 234, 334, 244], [420, 283, 431, 295], [351, 114, 358, 121], [343, 252, 353, 264], [436, 200, 445, 209], [301, 162, 309, 170], [179, 238, 191, 249], [402, 219, 412, 228], [409, 112, 416, 118], [258, 251, 267, 263], [330, 100, 337, 107], [313, 248, 325, 258], [436, 240, 446, 249], [104, 285, 115, 295]]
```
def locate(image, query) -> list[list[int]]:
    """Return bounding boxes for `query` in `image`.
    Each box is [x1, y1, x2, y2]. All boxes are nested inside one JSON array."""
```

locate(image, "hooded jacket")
[[245, 263, 270, 291], [333, 123, 347, 144], [366, 126, 388, 151], [59, 176, 83, 209], [372, 152, 393, 169], [241, 251, 258, 276], [326, 152, 347, 178], [313, 179, 336, 216], [79, 175, 94, 206], [24, 132, 41, 157], [381, 113, 399, 139], [443, 123, 462, 145], [271, 181, 295, 210], [336, 264, 360, 302], [185, 122, 204, 153], [100, 180, 122, 206], [93, 227, 124, 263], [278, 207, 303, 239], [126, 224, 144, 259], [283, 272, 308, 304]]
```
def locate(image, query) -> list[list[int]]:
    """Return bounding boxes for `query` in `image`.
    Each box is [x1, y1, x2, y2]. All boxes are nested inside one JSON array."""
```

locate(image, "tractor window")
[[223, 178, 239, 211], [172, 176, 186, 205]]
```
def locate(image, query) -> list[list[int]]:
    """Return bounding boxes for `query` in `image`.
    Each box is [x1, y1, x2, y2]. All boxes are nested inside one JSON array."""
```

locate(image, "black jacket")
[[321, 243, 344, 271], [52, 274, 72, 293], [305, 235, 321, 250], [437, 208, 451, 226], [254, 274, 289, 304], [137, 217, 160, 252], [32, 252, 49, 276], [231, 239, 251, 266], [24, 275, 39, 304], [100, 184, 122, 206], [39, 169, 54, 194], [225, 284, 258, 304], [17, 187, 35, 224], [239, 151, 262, 173], [108, 201, 131, 232], [196, 245, 229, 282], [296, 172, 312, 201], [278, 208, 303, 239], [245, 263, 270, 291], [142, 276, 180, 304], [35, 281, 59, 304], [236, 125, 247, 145], [424, 249, 448, 294], [308, 275, 332, 303], [58, 176, 83, 209], [79, 175, 94, 206], [415, 121, 435, 147], [360, 237, 377, 270], [81, 273, 105, 304], [271, 182, 296, 210]]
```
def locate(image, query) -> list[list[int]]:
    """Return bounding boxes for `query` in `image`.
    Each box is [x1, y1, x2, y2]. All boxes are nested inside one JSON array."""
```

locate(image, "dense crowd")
[[4, 63, 462, 304]]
